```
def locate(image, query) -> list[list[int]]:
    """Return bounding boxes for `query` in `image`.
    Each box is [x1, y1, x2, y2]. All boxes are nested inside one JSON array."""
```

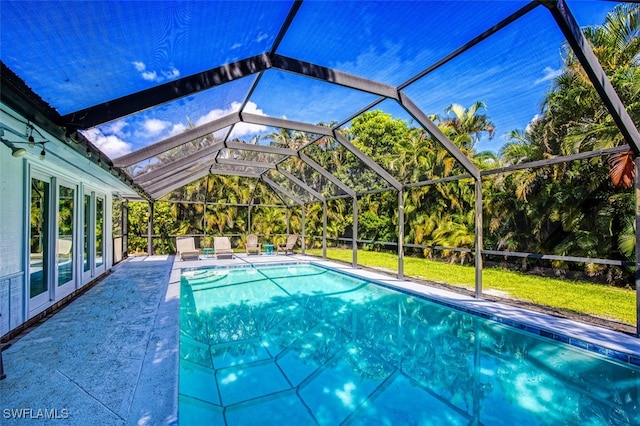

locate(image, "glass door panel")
[[96, 196, 104, 269], [83, 194, 91, 274], [30, 177, 49, 300], [57, 185, 75, 286]]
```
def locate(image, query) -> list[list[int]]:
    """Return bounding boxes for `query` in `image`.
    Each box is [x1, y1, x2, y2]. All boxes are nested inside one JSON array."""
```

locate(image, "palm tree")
[[438, 102, 496, 153], [554, 4, 640, 188]]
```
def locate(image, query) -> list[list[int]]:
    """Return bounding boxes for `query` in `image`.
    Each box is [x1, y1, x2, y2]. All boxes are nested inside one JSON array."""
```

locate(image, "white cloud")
[[142, 71, 159, 82], [101, 120, 128, 138], [168, 122, 188, 137], [143, 118, 171, 136], [193, 101, 268, 138], [535, 66, 562, 85], [86, 100, 271, 157], [132, 60, 180, 83], [80, 128, 132, 159], [525, 114, 542, 133], [162, 66, 180, 80], [255, 31, 268, 43]]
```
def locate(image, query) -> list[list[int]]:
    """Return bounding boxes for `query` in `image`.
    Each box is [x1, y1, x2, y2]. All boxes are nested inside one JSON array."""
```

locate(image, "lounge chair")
[[245, 234, 261, 255], [57, 239, 72, 263], [176, 236, 200, 261], [214, 236, 234, 259], [276, 234, 298, 255]]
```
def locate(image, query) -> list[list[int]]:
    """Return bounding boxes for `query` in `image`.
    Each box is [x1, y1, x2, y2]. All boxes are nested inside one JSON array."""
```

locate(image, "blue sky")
[[0, 1, 620, 159]]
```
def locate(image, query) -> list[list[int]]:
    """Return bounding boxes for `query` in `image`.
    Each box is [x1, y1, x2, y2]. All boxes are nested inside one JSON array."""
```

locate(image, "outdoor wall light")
[[1, 137, 47, 159], [13, 146, 27, 157], [0, 138, 27, 157]]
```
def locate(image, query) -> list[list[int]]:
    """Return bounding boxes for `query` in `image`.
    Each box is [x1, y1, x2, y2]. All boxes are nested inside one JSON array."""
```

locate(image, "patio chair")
[[57, 239, 72, 263], [214, 236, 234, 259], [176, 236, 200, 261], [276, 234, 298, 255], [245, 234, 261, 255]]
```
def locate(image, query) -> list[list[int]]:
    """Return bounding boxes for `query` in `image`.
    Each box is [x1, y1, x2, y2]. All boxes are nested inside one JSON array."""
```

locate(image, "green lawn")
[[305, 248, 637, 326]]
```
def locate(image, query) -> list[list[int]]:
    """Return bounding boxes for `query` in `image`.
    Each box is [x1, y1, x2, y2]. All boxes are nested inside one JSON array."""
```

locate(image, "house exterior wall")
[[0, 104, 126, 339], [0, 147, 26, 336]]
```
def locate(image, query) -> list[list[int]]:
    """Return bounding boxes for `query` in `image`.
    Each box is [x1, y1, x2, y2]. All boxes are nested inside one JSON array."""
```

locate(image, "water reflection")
[[180, 266, 640, 425]]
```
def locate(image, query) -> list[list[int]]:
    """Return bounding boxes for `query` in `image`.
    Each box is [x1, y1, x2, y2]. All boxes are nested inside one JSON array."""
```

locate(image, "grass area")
[[305, 248, 636, 326]]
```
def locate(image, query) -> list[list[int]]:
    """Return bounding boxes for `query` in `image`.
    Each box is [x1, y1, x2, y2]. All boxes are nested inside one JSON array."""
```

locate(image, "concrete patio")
[[2, 253, 640, 425], [1, 255, 177, 425]]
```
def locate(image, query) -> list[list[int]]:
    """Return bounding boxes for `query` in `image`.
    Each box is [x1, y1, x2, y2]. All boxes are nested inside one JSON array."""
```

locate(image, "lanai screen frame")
[[2, 0, 639, 333]]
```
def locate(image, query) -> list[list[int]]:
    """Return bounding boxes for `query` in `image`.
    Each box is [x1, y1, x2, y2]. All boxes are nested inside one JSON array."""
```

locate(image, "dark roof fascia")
[[1, 62, 151, 200]]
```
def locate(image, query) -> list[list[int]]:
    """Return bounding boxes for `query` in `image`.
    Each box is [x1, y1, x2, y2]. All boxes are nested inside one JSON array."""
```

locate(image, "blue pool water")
[[179, 263, 640, 425]]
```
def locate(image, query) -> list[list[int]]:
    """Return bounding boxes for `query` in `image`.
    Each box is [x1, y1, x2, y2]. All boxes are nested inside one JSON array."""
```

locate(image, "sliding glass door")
[[83, 193, 92, 278], [29, 176, 51, 311], [29, 170, 79, 313], [57, 182, 75, 295], [96, 196, 104, 271], [82, 191, 106, 282], [28, 168, 108, 313]]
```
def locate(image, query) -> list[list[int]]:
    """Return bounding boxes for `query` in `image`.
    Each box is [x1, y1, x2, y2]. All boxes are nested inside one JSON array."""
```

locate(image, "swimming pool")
[[179, 263, 640, 425]]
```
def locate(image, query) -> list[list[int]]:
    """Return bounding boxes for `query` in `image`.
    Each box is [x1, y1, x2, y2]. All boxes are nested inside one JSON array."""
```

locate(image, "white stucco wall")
[[0, 149, 25, 277], [0, 143, 26, 336]]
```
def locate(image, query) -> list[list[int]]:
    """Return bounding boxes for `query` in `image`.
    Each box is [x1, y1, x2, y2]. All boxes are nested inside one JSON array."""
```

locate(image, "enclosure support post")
[[301, 204, 306, 255], [122, 199, 129, 259], [398, 189, 405, 279], [353, 196, 358, 268], [635, 158, 640, 336], [203, 200, 207, 247], [474, 179, 483, 298], [203, 174, 209, 247], [286, 208, 291, 235], [323, 200, 327, 259], [147, 201, 154, 256]]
